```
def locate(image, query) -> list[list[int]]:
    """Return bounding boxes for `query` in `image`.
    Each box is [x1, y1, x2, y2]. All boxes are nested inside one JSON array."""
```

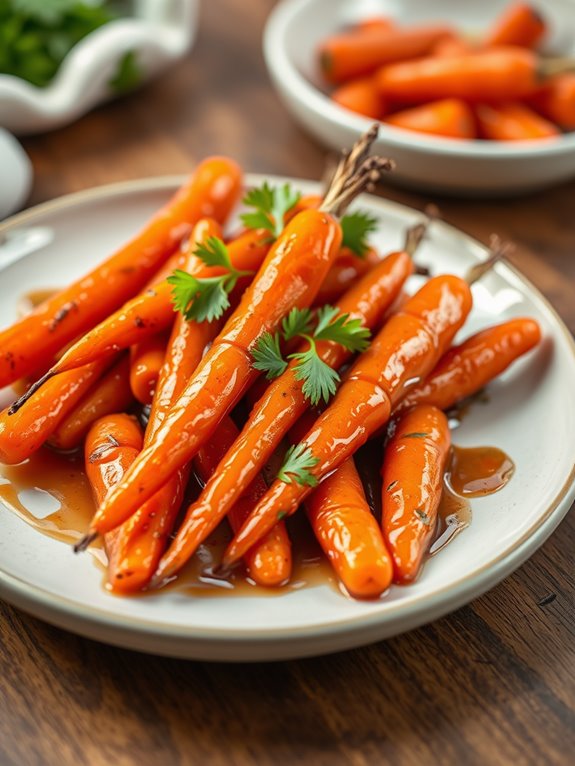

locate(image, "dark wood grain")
[[1, 1, 574, 764]]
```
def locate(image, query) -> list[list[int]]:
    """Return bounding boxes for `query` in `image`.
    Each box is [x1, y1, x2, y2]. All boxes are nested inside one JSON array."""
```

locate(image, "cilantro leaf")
[[251, 332, 288, 380], [313, 306, 371, 352], [281, 307, 313, 342], [278, 443, 319, 487], [194, 236, 233, 270], [290, 342, 340, 406], [340, 210, 379, 258], [167, 271, 231, 323], [240, 182, 301, 240]]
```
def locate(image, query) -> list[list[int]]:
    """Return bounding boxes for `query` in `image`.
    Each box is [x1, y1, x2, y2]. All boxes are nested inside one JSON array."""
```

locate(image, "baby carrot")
[[314, 245, 381, 305], [129, 333, 169, 405], [84, 414, 144, 563], [80, 132, 392, 542], [381, 405, 451, 583], [530, 73, 575, 129], [353, 17, 394, 34], [48, 354, 133, 451], [0, 356, 113, 464], [385, 99, 477, 139], [194, 416, 292, 587], [306, 455, 393, 598], [0, 157, 242, 388], [9, 224, 270, 411], [220, 275, 472, 571], [376, 48, 544, 103], [331, 77, 387, 120], [475, 102, 559, 140], [396, 318, 541, 413], [484, 2, 546, 49], [150, 245, 413, 582], [319, 24, 454, 83], [432, 36, 474, 58]]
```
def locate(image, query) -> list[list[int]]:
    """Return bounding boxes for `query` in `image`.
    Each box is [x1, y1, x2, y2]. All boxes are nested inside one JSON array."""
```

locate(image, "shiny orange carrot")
[[0, 157, 242, 388], [484, 2, 546, 49], [129, 333, 169, 405], [385, 99, 477, 139], [475, 102, 559, 140]]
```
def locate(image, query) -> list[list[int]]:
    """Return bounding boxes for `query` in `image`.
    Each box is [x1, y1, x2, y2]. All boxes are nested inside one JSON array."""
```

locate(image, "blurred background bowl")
[[263, 0, 575, 196], [0, 0, 198, 135]]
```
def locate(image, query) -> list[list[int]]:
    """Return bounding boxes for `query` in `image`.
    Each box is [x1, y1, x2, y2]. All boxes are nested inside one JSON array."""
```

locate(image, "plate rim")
[[1, 175, 574, 654]]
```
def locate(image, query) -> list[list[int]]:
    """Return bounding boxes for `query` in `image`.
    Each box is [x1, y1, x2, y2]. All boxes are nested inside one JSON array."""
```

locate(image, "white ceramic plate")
[[263, 0, 575, 195], [0, 176, 574, 661]]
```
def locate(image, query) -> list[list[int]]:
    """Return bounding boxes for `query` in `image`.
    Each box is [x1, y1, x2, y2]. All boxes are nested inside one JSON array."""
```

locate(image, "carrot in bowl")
[[385, 99, 477, 139], [331, 77, 387, 120], [475, 102, 559, 140], [484, 2, 546, 49]]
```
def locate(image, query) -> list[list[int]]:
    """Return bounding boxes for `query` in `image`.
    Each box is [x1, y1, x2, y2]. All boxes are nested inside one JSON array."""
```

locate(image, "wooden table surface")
[[2, 2, 575, 764]]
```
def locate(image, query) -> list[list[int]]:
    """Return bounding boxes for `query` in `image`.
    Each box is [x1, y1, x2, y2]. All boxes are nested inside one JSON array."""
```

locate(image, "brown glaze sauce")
[[0, 443, 514, 597]]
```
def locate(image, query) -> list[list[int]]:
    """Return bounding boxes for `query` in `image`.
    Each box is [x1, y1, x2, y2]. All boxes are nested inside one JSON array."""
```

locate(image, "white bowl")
[[0, 0, 198, 135], [263, 0, 575, 196], [0, 129, 32, 218]]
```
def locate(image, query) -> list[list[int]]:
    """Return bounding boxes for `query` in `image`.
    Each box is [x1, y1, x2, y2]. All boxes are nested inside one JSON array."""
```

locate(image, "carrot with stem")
[[0, 157, 243, 388], [381, 405, 451, 583], [218, 274, 472, 574], [77, 127, 393, 546], [145, 225, 420, 581], [48, 354, 133, 452]]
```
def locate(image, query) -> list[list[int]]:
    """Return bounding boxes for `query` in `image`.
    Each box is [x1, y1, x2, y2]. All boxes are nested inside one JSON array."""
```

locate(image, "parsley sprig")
[[340, 210, 378, 258], [251, 305, 371, 406], [168, 236, 253, 323], [277, 443, 319, 487], [240, 182, 301, 240]]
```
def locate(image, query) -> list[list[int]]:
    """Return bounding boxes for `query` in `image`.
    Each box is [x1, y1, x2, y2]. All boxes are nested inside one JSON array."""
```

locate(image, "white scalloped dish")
[[0, 0, 197, 135]]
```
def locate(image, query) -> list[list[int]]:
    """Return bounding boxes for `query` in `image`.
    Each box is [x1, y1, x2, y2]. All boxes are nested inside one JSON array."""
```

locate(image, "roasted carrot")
[[385, 99, 477, 139], [0, 357, 113, 465], [353, 17, 394, 34], [530, 73, 575, 129], [432, 36, 474, 58], [319, 24, 454, 83], [484, 2, 546, 49], [84, 414, 144, 562], [9, 224, 272, 410], [48, 355, 134, 451], [80, 131, 392, 543], [150, 244, 413, 582], [475, 102, 559, 140], [331, 77, 387, 120], [376, 48, 545, 103], [315, 245, 381, 305], [381, 405, 451, 583], [129, 333, 169, 405], [0, 157, 242, 388], [194, 416, 292, 587], [396, 318, 541, 413], [105, 218, 224, 592], [219, 275, 472, 571]]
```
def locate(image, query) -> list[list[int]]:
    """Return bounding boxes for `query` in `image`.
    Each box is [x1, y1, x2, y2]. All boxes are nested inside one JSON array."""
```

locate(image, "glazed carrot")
[[81, 133, 391, 542], [319, 24, 454, 83], [129, 333, 169, 405], [530, 73, 575, 129], [381, 405, 451, 583], [432, 36, 474, 58], [332, 77, 387, 120], [475, 102, 559, 140], [106, 219, 224, 592], [0, 157, 242, 388], [385, 99, 477, 139], [484, 2, 546, 49], [219, 275, 472, 571], [0, 357, 113, 464], [9, 224, 271, 410], [194, 416, 292, 587], [150, 245, 413, 582], [396, 318, 541, 413], [84, 414, 144, 561], [289, 412, 392, 599], [48, 355, 133, 451], [377, 48, 544, 103]]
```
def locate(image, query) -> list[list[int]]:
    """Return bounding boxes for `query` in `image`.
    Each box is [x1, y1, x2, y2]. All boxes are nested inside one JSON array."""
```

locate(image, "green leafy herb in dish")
[[0, 0, 140, 90]]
